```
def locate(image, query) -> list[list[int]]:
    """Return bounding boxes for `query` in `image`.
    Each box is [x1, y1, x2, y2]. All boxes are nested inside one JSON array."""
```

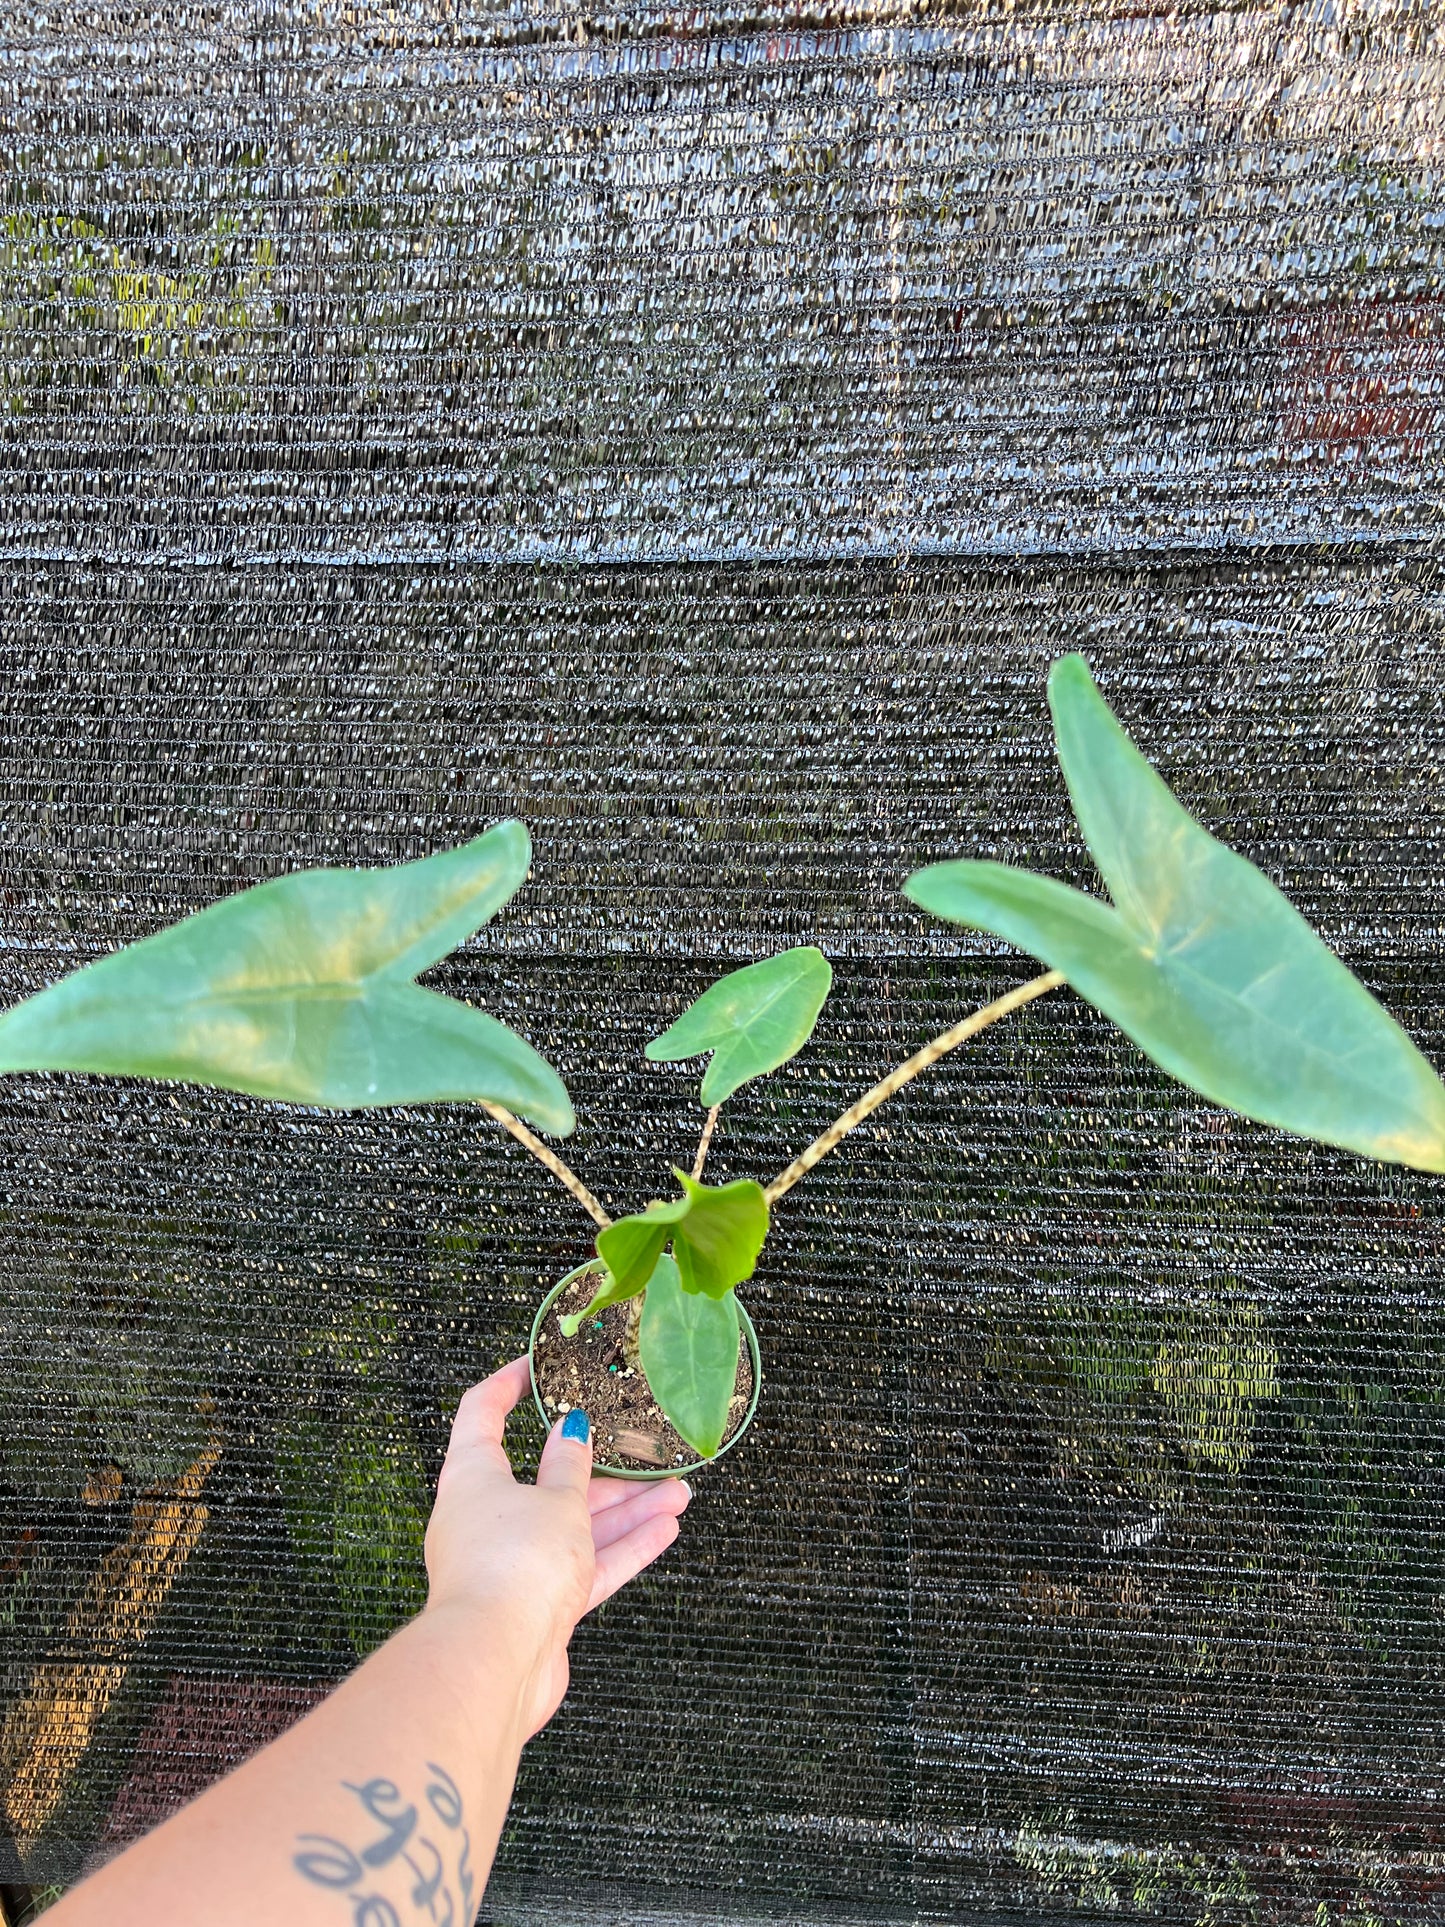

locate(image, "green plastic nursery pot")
[[528, 1263, 762, 1481]]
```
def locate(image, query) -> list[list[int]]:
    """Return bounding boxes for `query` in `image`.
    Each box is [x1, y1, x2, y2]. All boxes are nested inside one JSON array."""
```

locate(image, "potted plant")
[[1, 656, 1441, 1482]]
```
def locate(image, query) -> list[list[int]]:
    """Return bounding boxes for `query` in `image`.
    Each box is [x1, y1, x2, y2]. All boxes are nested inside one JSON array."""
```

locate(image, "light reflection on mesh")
[[2, 8, 1445, 1924]]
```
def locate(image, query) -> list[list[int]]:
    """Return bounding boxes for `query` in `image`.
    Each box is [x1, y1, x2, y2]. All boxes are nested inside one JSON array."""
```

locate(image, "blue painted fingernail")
[[561, 1407, 590, 1443]]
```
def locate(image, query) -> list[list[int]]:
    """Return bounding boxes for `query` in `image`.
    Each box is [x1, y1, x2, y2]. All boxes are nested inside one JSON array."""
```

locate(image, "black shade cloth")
[[2, 7, 1445, 1925]]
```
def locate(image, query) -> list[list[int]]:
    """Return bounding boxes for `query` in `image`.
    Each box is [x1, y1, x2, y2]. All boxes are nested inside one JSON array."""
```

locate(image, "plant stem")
[[763, 969, 1066, 1204], [478, 1102, 612, 1228], [623, 1293, 644, 1369], [691, 1104, 721, 1180]]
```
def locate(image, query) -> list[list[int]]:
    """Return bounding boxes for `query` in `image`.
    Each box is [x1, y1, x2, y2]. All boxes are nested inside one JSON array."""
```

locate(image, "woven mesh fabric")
[[2, 6, 1445, 1924]]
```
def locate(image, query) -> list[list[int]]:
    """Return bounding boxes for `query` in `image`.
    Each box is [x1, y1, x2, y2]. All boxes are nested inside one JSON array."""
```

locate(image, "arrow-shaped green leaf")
[[646, 946, 832, 1105], [0, 821, 575, 1136], [595, 1193, 693, 1302], [594, 1170, 769, 1305], [669, 1170, 769, 1299], [638, 1254, 742, 1460], [904, 655, 1445, 1172]]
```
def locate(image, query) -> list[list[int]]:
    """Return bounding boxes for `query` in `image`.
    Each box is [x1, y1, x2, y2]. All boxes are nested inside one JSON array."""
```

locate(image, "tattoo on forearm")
[[292, 1761, 475, 1926]]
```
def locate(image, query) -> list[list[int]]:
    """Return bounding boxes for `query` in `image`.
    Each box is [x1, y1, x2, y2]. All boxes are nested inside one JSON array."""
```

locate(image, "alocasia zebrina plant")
[[553, 946, 834, 1458], [0, 657, 1441, 1466], [536, 653, 1445, 1459]]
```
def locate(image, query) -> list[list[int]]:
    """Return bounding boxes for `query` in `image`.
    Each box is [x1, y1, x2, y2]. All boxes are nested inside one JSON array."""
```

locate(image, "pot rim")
[[528, 1261, 762, 1480]]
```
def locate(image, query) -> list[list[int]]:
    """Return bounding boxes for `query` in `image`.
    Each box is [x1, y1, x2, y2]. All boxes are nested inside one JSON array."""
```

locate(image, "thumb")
[[537, 1405, 593, 1492]]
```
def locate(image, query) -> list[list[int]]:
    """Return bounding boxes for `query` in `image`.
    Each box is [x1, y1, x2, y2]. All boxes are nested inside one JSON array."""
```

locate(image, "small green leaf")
[[558, 1262, 635, 1338], [638, 1255, 741, 1459], [595, 1171, 769, 1305], [645, 946, 832, 1105], [0, 822, 576, 1136], [670, 1170, 769, 1300], [904, 655, 1445, 1172], [595, 1194, 692, 1301]]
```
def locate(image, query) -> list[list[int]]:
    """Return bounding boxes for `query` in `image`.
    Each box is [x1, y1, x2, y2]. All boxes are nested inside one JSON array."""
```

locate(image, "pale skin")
[[43, 1357, 690, 1927]]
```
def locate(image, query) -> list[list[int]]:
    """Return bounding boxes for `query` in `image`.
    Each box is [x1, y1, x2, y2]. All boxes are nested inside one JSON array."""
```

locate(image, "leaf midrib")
[[694, 957, 814, 1048], [47, 972, 427, 1018], [1139, 917, 1436, 1131]]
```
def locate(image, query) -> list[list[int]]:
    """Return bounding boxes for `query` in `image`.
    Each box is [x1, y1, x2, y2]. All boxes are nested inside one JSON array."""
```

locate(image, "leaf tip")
[[1046, 655, 1121, 754], [901, 860, 969, 921], [519, 1085, 577, 1140], [1046, 651, 1095, 699], [492, 815, 532, 857], [459, 816, 533, 897], [697, 1064, 727, 1107]]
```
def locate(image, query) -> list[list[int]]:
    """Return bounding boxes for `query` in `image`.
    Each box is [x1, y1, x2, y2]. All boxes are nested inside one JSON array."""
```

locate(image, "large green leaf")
[[0, 822, 576, 1136], [638, 1255, 741, 1460], [645, 946, 832, 1105], [594, 1170, 769, 1304], [904, 656, 1445, 1172]]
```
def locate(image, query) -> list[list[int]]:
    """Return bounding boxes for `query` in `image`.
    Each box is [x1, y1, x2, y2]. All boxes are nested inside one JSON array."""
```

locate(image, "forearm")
[[38, 1360, 686, 1926], [47, 1601, 531, 1927]]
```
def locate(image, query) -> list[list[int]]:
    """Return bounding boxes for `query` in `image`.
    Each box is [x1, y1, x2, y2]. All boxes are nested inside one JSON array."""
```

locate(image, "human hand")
[[424, 1355, 690, 1738]]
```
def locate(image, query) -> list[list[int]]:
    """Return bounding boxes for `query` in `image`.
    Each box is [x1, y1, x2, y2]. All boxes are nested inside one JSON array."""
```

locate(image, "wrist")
[[423, 1578, 548, 1652], [408, 1597, 540, 1754]]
